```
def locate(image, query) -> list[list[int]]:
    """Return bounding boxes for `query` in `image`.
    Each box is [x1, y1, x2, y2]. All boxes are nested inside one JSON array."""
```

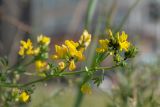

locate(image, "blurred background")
[[0, 0, 160, 64], [0, 0, 160, 107]]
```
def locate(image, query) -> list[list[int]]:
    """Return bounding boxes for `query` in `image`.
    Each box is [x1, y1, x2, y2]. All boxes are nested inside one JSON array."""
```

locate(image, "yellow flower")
[[65, 40, 85, 61], [52, 45, 67, 59], [19, 91, 30, 103], [58, 61, 65, 70], [96, 39, 109, 53], [35, 60, 47, 71], [52, 39, 85, 61], [75, 51, 85, 61], [19, 39, 34, 56], [20, 39, 31, 49], [118, 31, 130, 51], [79, 30, 91, 48], [65, 40, 78, 56], [69, 60, 76, 71], [81, 83, 92, 95], [37, 34, 51, 45]]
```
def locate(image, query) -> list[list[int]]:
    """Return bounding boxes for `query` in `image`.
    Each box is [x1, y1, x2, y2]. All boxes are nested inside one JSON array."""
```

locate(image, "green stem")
[[61, 71, 84, 75], [73, 74, 90, 107], [73, 86, 84, 107], [0, 83, 22, 88], [0, 65, 118, 88], [22, 77, 49, 87], [95, 65, 118, 70]]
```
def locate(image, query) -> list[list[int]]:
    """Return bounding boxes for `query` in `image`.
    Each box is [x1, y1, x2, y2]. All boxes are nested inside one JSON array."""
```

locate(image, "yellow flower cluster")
[[19, 39, 34, 57], [18, 35, 50, 72], [96, 39, 109, 53], [52, 30, 91, 71], [96, 29, 131, 53], [35, 60, 49, 71], [37, 34, 51, 45], [18, 31, 91, 72], [19, 91, 30, 103], [18, 29, 135, 74], [19, 35, 50, 56], [16, 29, 137, 98]]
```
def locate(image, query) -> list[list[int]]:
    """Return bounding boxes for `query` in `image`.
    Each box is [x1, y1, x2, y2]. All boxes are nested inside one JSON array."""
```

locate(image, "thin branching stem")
[[0, 65, 118, 88]]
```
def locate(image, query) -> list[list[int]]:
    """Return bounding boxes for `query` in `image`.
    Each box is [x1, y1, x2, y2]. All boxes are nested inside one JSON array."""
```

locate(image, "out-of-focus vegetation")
[[26, 61, 160, 107], [105, 62, 160, 107]]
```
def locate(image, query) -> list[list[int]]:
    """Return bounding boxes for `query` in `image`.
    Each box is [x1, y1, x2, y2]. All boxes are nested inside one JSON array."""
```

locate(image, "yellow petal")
[[19, 92, 30, 102], [119, 31, 128, 42], [58, 61, 65, 70], [18, 47, 25, 56], [65, 40, 77, 56], [35, 60, 47, 71], [75, 51, 85, 61], [96, 39, 109, 53], [54, 44, 67, 59], [119, 41, 130, 51], [69, 60, 76, 71]]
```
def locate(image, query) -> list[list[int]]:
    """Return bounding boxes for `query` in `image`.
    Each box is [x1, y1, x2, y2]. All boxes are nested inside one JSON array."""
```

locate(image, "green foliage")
[[105, 63, 160, 107]]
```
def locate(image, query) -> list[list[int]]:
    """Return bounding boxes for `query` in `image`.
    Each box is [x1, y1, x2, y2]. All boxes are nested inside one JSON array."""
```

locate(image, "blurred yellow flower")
[[79, 30, 91, 48], [35, 60, 47, 71], [19, 91, 29, 103], [96, 39, 109, 53], [65, 40, 84, 61], [51, 31, 91, 71], [69, 60, 76, 71], [20, 39, 32, 49], [81, 83, 92, 95], [37, 35, 50, 45], [65, 40, 78, 56], [118, 31, 130, 51], [19, 39, 34, 56], [52, 45, 67, 59], [75, 51, 85, 61], [58, 61, 65, 70]]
